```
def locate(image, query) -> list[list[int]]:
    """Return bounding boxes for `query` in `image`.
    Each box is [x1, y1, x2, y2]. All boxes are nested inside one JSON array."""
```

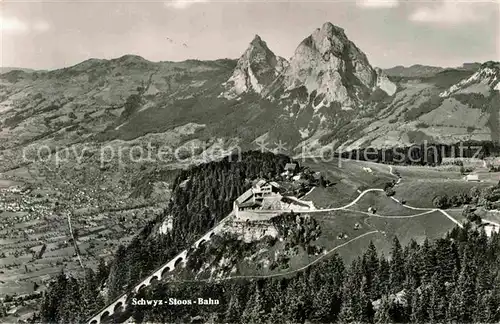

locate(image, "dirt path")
[[387, 166, 464, 228], [311, 188, 384, 212], [343, 208, 437, 219], [136, 230, 380, 285]]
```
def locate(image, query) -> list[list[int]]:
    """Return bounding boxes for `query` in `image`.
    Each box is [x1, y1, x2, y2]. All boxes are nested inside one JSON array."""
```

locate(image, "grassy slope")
[[391, 164, 490, 207], [445, 209, 466, 223], [286, 162, 475, 265], [348, 191, 421, 216], [234, 200, 457, 277], [334, 210, 456, 263], [302, 158, 395, 208], [393, 165, 463, 180], [394, 179, 489, 208]]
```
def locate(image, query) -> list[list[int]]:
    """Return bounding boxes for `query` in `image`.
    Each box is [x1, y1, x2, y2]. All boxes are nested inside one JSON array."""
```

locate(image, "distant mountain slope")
[[344, 62, 500, 150], [0, 67, 36, 74], [383, 65, 445, 78], [383, 63, 482, 78], [0, 22, 498, 171], [0, 56, 236, 146]]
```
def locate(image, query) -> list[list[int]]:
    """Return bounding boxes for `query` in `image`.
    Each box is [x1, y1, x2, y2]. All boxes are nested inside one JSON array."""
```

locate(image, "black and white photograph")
[[0, 0, 499, 323]]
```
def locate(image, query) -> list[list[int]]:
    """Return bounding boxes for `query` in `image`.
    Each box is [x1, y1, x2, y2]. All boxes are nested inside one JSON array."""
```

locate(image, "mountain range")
[[0, 22, 499, 168]]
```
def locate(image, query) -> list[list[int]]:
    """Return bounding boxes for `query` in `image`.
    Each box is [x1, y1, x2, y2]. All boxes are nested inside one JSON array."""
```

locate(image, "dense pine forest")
[[126, 225, 500, 324], [36, 224, 500, 323]]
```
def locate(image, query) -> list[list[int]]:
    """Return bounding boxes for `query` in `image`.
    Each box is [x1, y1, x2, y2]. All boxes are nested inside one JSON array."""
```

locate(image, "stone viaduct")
[[87, 215, 230, 324]]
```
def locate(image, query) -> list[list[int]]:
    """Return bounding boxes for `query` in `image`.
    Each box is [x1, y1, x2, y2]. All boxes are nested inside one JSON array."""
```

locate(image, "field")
[[348, 191, 422, 216], [233, 160, 477, 274], [305, 185, 359, 208], [302, 159, 490, 210], [392, 164, 462, 180], [389, 163, 493, 207], [393, 179, 489, 208], [444, 208, 467, 223], [302, 158, 395, 208], [320, 209, 456, 264]]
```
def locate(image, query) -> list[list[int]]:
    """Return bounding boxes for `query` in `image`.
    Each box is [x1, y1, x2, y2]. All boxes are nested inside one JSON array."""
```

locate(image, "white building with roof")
[[464, 174, 480, 182]]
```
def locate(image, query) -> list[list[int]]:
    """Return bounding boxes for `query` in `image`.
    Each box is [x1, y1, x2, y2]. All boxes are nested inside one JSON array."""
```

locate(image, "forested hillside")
[[35, 151, 294, 323], [121, 225, 499, 323]]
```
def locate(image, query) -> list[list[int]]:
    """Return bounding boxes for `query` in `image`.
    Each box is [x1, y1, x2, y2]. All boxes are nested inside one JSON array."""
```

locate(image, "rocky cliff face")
[[222, 35, 288, 99], [282, 22, 377, 110], [374, 68, 397, 96]]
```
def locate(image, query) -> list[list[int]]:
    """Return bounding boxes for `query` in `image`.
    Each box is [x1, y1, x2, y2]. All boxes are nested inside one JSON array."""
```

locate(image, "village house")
[[464, 174, 480, 182], [281, 163, 298, 178]]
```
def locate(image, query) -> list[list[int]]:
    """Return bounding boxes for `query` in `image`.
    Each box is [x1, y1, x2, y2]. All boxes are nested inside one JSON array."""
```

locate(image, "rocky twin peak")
[[222, 23, 395, 107], [222, 35, 288, 99], [283, 22, 379, 109]]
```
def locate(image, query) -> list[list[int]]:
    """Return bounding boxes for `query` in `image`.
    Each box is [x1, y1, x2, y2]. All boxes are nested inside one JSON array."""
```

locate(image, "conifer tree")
[[363, 241, 380, 300], [241, 284, 267, 324], [374, 295, 392, 324], [429, 273, 446, 322], [455, 248, 477, 322], [225, 293, 242, 323], [389, 236, 404, 293], [378, 255, 390, 295], [410, 290, 424, 324]]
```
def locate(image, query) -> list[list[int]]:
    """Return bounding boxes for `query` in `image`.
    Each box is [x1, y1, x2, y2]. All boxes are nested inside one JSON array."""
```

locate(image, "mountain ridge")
[[0, 21, 498, 169]]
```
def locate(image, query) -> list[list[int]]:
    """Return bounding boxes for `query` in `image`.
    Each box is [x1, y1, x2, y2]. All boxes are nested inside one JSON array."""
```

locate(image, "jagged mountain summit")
[[222, 35, 288, 99], [282, 22, 380, 110], [223, 22, 395, 109]]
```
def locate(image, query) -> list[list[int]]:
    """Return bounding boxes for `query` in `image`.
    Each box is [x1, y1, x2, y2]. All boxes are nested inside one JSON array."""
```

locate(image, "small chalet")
[[282, 163, 298, 178], [464, 174, 480, 182]]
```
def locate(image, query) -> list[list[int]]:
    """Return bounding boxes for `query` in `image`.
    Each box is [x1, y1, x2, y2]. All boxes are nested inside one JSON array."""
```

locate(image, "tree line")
[[123, 224, 500, 324], [338, 141, 500, 166]]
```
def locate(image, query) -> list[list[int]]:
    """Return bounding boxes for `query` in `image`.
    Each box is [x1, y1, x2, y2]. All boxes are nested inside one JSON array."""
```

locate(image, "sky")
[[0, 0, 499, 70]]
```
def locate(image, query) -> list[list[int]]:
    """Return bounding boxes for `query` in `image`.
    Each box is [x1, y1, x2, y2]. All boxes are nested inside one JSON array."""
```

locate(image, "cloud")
[[409, 1, 487, 26], [357, 0, 400, 9], [164, 0, 209, 10], [33, 20, 51, 32], [0, 16, 29, 33], [0, 16, 51, 33]]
